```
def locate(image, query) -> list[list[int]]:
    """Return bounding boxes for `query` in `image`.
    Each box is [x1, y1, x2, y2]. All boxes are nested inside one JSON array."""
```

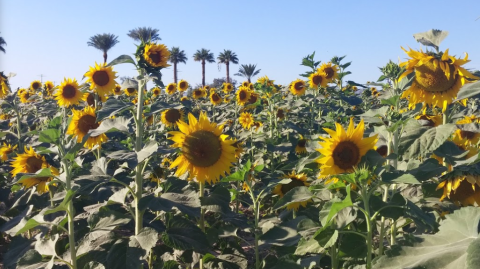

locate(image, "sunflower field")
[[2, 29, 480, 269]]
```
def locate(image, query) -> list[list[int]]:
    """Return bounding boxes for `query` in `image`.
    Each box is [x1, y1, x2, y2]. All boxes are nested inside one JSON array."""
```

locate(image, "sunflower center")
[[168, 85, 175, 91], [248, 94, 258, 103], [415, 61, 456, 93], [179, 82, 186, 89], [78, 115, 99, 134], [195, 90, 202, 96], [461, 130, 476, 140], [127, 88, 136, 94], [149, 52, 161, 64], [114, 87, 121, 93], [294, 82, 304, 91], [212, 94, 221, 102], [92, 71, 110, 86], [26, 156, 44, 173], [86, 94, 95, 106], [297, 139, 307, 147], [182, 130, 222, 168], [32, 82, 41, 90], [62, 85, 77, 99], [332, 141, 360, 170], [165, 109, 181, 123], [312, 75, 323, 85], [376, 145, 388, 157], [227, 85, 232, 90], [277, 109, 285, 118], [281, 178, 306, 194], [239, 90, 247, 100], [324, 68, 334, 79]]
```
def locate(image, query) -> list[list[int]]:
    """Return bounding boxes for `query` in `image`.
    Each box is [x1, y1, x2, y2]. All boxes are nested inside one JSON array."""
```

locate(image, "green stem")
[[14, 103, 22, 151], [362, 189, 373, 269], [390, 220, 397, 246], [199, 182, 205, 269], [62, 160, 77, 269], [134, 77, 146, 235], [331, 241, 339, 269], [254, 198, 260, 269]]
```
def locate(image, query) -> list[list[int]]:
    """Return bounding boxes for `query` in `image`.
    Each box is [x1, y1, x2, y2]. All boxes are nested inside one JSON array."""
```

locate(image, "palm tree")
[[169, 47, 188, 83], [87, 33, 119, 64], [235, 64, 261, 83], [193, 49, 215, 86], [0, 33, 6, 53], [217, 50, 239, 83], [127, 27, 161, 43]]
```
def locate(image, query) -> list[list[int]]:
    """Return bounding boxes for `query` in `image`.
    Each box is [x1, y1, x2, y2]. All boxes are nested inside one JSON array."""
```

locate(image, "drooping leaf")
[[162, 216, 209, 252], [413, 29, 449, 51], [97, 98, 134, 121], [405, 124, 456, 159], [273, 186, 313, 211], [89, 116, 133, 136], [107, 54, 136, 67]]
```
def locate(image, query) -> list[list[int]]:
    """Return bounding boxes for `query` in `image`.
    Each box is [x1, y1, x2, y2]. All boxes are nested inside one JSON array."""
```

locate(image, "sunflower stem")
[[330, 241, 339, 269], [362, 188, 373, 269], [199, 181, 205, 269], [134, 76, 146, 235], [13, 102, 22, 152], [253, 195, 261, 269], [62, 159, 77, 269]]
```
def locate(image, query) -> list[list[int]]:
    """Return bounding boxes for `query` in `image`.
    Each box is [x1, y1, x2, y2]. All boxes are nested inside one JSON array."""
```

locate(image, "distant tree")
[[0, 33, 6, 53], [169, 47, 188, 83], [217, 50, 239, 83], [127, 27, 161, 43], [211, 77, 238, 88], [87, 33, 119, 64], [193, 49, 215, 87], [235, 64, 261, 83], [119, 76, 134, 84]]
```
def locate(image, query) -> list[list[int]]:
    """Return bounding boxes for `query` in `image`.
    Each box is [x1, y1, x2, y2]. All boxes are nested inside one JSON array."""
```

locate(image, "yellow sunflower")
[[44, 81, 54, 91], [0, 74, 10, 98], [223, 82, 233, 93], [113, 84, 122, 95], [161, 108, 185, 128], [168, 112, 237, 184], [241, 81, 250, 87], [210, 91, 222, 106], [53, 78, 82, 107], [309, 71, 328, 89], [236, 86, 251, 105], [166, 83, 177, 95], [295, 135, 308, 154], [224, 95, 231, 103], [150, 166, 165, 183], [125, 87, 137, 96], [248, 92, 259, 105], [318, 62, 339, 82], [399, 47, 479, 109], [257, 76, 275, 87], [11, 146, 59, 194], [82, 92, 107, 107], [143, 43, 171, 68], [289, 79, 307, 96], [29, 80, 42, 92], [415, 109, 442, 127], [317, 118, 378, 177], [455, 115, 480, 146], [0, 143, 17, 161], [180, 96, 188, 102], [177, 80, 189, 92], [239, 112, 254, 130], [192, 88, 206, 99], [231, 139, 244, 158], [437, 167, 480, 206], [84, 62, 118, 96], [151, 87, 161, 97], [66, 106, 108, 149], [19, 89, 35, 103], [273, 171, 311, 211], [162, 157, 172, 168], [253, 121, 263, 132]]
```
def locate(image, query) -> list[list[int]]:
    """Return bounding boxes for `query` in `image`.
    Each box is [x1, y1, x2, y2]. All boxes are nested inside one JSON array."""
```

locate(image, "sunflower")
[[224, 95, 231, 103], [203, 86, 211, 94], [168, 112, 237, 184], [371, 87, 380, 97], [309, 71, 328, 89], [0, 113, 12, 120], [318, 62, 339, 82], [0, 73, 10, 98], [317, 118, 378, 177], [437, 166, 480, 206], [84, 63, 117, 96], [19, 89, 35, 103], [210, 91, 222, 106], [53, 78, 82, 107], [415, 110, 442, 127], [180, 96, 188, 102], [67, 106, 108, 149], [192, 88, 206, 99], [0, 143, 17, 161], [29, 80, 42, 91], [273, 171, 311, 211], [295, 135, 308, 154], [257, 76, 275, 87], [113, 84, 122, 95], [399, 47, 479, 109], [253, 121, 263, 132], [455, 115, 480, 146], [82, 92, 107, 107], [231, 139, 244, 158], [11, 146, 59, 194], [223, 82, 233, 93], [451, 135, 479, 158], [143, 43, 171, 68], [376, 145, 388, 157], [289, 79, 307, 96], [248, 92, 259, 104], [236, 86, 251, 105], [161, 108, 185, 128], [125, 87, 137, 96], [241, 81, 250, 87], [239, 112, 254, 130], [248, 83, 254, 91], [44, 81, 55, 96], [177, 80, 189, 92], [150, 166, 165, 183], [166, 83, 177, 95]]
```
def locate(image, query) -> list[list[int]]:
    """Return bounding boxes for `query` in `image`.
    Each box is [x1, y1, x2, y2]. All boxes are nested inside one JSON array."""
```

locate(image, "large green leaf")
[[413, 29, 449, 50], [405, 124, 456, 159], [38, 129, 60, 145], [107, 54, 136, 67], [273, 186, 313, 211], [96, 98, 134, 121], [201, 186, 231, 214], [161, 216, 209, 252], [321, 185, 353, 226], [374, 207, 480, 269], [456, 81, 480, 101], [89, 116, 133, 136]]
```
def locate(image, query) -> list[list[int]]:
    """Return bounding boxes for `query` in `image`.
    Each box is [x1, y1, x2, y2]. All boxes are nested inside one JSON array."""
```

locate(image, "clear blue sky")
[[1, 0, 479, 90]]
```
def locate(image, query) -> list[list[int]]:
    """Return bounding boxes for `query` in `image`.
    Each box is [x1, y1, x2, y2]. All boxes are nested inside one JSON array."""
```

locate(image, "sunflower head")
[[236, 86, 251, 105], [66, 106, 107, 149], [289, 79, 307, 96], [54, 78, 82, 107], [257, 76, 275, 87], [295, 135, 308, 154], [30, 80, 42, 91], [161, 108, 185, 128], [44, 81, 55, 96], [84, 62, 118, 96], [0, 143, 17, 161], [166, 83, 177, 95], [437, 165, 480, 206], [19, 89, 35, 103], [318, 62, 339, 82], [180, 96, 188, 102], [141, 43, 171, 69], [248, 92, 259, 104], [239, 112, 254, 130], [273, 171, 311, 211], [168, 112, 237, 184], [223, 82, 233, 93], [125, 87, 137, 96], [317, 118, 378, 177], [210, 91, 222, 106], [241, 81, 250, 87], [192, 88, 206, 99], [178, 80, 189, 92], [231, 139, 244, 158], [113, 84, 122, 95], [415, 110, 442, 127], [309, 71, 328, 89], [277, 108, 286, 120], [0, 73, 10, 98]]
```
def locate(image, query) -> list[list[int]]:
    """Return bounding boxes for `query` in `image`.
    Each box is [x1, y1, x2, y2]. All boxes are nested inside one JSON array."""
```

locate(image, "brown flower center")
[[92, 70, 110, 86], [461, 130, 476, 140], [415, 61, 456, 93], [195, 90, 202, 96], [182, 130, 222, 167], [78, 115, 99, 134], [114, 86, 121, 93], [227, 85, 232, 90], [127, 88, 136, 94], [62, 85, 77, 99], [179, 82, 187, 89], [297, 139, 307, 148], [248, 94, 258, 104], [277, 109, 285, 119], [149, 51, 161, 64], [212, 93, 221, 102], [281, 177, 306, 194], [376, 145, 388, 157], [294, 82, 304, 91], [86, 93, 95, 106], [26, 156, 44, 173], [312, 75, 323, 85], [332, 141, 360, 170], [165, 109, 181, 123], [168, 85, 175, 92], [324, 68, 335, 79], [32, 82, 41, 90], [239, 90, 247, 100]]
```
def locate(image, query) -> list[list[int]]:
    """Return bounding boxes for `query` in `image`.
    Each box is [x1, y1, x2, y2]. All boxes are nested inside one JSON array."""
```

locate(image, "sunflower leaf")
[[44, 189, 75, 215], [405, 124, 457, 159], [162, 215, 209, 252], [413, 29, 449, 51], [96, 98, 134, 121], [107, 54, 136, 67], [273, 186, 313, 211], [322, 185, 352, 226], [456, 81, 480, 101], [89, 116, 133, 137], [38, 129, 60, 145], [374, 207, 480, 269]]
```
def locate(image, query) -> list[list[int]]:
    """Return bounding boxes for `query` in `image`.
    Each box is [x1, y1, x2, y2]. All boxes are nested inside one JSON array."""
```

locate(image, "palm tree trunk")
[[202, 60, 206, 87], [174, 63, 178, 84], [226, 62, 230, 83], [248, 77, 251, 83], [103, 52, 107, 64]]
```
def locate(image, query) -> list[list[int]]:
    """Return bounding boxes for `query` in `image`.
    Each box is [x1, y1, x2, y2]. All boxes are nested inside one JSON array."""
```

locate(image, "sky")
[[1, 0, 480, 91]]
